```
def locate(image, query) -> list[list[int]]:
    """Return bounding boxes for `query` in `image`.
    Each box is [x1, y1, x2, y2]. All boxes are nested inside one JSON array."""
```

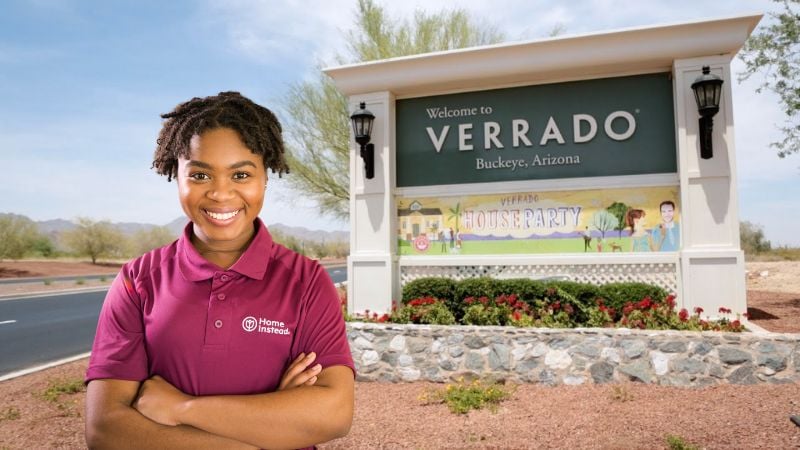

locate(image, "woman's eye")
[[233, 172, 250, 180], [189, 173, 210, 181]]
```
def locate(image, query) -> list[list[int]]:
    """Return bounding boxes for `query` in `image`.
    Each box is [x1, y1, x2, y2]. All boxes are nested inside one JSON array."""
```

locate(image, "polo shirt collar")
[[178, 218, 273, 282]]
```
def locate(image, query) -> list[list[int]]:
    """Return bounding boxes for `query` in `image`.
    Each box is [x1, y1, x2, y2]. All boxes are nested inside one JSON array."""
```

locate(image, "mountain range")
[[1, 213, 349, 244]]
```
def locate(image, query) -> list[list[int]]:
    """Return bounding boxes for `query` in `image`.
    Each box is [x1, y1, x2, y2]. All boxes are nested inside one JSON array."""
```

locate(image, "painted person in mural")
[[626, 208, 655, 252], [651, 200, 680, 251], [84, 92, 355, 449], [582, 226, 592, 252]]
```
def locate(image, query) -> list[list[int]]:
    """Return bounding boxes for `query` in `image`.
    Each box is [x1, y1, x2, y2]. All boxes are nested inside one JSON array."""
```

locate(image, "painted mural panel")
[[397, 187, 680, 255]]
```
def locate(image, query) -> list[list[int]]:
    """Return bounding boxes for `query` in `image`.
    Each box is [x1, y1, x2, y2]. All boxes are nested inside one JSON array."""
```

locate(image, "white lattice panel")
[[400, 263, 678, 293]]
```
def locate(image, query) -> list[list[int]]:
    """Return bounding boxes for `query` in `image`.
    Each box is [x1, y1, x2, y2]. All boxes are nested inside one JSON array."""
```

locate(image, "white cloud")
[[197, 0, 353, 67]]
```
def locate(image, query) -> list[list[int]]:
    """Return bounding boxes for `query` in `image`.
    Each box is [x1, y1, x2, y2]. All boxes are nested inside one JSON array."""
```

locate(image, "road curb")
[[0, 352, 91, 382], [0, 287, 110, 302]]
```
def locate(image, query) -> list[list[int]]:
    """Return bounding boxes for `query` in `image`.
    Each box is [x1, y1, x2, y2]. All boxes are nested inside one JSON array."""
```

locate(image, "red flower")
[[377, 314, 390, 323], [512, 311, 521, 321], [693, 306, 704, 315], [718, 307, 732, 314], [731, 320, 741, 328], [678, 308, 689, 322], [563, 304, 574, 315], [742, 312, 750, 319], [552, 301, 561, 311], [638, 297, 652, 310], [622, 303, 634, 316], [665, 295, 676, 309]]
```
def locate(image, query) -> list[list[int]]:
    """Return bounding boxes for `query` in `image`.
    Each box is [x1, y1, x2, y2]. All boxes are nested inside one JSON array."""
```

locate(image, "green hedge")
[[402, 277, 456, 304], [597, 282, 669, 313]]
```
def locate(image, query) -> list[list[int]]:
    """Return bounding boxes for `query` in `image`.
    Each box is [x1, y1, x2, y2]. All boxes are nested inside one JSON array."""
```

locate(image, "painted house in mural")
[[398, 200, 443, 241]]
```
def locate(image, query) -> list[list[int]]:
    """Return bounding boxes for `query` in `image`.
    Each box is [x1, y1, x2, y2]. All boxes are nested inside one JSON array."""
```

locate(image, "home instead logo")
[[241, 316, 291, 335]]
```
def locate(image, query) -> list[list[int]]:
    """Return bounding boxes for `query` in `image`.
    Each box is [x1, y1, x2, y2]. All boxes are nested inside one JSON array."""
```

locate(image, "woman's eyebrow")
[[228, 160, 257, 170], [185, 160, 212, 169], [184, 160, 257, 170]]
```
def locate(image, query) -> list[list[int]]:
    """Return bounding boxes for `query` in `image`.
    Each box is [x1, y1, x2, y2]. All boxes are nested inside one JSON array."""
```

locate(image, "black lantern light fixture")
[[350, 102, 376, 179], [690, 66, 724, 159]]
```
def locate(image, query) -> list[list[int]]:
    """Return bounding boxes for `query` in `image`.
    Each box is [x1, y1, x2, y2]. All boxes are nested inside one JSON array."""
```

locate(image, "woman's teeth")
[[206, 210, 240, 220]]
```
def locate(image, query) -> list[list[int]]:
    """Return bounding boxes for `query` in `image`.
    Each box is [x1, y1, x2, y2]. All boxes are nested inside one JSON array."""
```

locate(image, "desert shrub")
[[402, 277, 456, 304], [597, 282, 668, 316], [419, 378, 513, 414]]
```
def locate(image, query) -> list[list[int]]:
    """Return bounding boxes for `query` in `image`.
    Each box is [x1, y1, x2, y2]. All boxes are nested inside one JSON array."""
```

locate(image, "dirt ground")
[[0, 260, 798, 449], [0, 260, 121, 279]]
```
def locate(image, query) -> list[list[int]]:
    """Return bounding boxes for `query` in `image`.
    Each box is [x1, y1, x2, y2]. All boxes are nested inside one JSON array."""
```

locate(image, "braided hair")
[[152, 91, 290, 181]]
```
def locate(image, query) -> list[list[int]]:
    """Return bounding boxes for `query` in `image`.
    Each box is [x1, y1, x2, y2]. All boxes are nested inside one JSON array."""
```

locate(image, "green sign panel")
[[396, 73, 676, 187]]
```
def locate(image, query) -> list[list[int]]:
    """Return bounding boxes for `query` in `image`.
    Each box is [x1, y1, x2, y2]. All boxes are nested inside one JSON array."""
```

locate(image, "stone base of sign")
[[347, 323, 800, 387]]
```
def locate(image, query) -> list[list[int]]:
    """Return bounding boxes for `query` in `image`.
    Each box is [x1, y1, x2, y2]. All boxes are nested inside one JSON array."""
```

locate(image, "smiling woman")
[[84, 92, 355, 450], [177, 128, 268, 268]]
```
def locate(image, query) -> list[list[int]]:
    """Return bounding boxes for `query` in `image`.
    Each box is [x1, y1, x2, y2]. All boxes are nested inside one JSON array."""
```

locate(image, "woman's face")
[[176, 127, 267, 248], [634, 214, 646, 231]]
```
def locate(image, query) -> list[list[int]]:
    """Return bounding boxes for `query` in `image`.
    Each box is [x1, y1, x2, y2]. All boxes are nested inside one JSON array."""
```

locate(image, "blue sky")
[[1, 0, 797, 246]]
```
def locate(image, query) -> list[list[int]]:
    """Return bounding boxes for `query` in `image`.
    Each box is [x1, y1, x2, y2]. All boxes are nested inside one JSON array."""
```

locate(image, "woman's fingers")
[[279, 353, 321, 390]]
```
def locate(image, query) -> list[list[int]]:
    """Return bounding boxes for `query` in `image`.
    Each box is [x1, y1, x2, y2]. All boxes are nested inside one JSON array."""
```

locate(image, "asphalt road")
[[0, 266, 347, 378], [0, 290, 105, 377]]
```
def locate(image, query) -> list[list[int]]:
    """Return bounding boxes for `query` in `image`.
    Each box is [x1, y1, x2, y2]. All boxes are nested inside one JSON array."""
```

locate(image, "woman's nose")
[[207, 179, 235, 200]]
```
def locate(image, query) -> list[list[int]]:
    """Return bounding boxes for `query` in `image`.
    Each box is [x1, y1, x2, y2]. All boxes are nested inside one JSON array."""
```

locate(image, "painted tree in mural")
[[606, 202, 630, 238], [281, 0, 505, 220], [447, 202, 462, 233], [590, 210, 619, 240], [738, 0, 800, 157]]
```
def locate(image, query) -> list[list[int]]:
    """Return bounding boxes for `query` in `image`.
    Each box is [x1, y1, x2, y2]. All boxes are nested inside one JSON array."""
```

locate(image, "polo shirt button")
[[214, 319, 223, 329], [217, 293, 226, 301], [220, 275, 230, 282]]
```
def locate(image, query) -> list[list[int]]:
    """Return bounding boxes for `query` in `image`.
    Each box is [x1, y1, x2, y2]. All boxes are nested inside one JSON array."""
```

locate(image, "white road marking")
[[0, 320, 17, 325], [0, 352, 92, 382]]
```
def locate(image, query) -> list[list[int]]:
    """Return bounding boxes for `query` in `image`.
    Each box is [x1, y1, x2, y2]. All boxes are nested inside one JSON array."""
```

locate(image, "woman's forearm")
[[176, 366, 354, 450], [86, 380, 257, 450]]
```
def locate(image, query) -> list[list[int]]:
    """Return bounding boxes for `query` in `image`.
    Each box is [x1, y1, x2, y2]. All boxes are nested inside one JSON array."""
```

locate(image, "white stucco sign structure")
[[325, 14, 762, 319]]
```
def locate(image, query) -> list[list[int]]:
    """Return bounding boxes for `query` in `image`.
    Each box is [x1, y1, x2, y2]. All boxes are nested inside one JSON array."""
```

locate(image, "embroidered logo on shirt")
[[241, 316, 291, 335]]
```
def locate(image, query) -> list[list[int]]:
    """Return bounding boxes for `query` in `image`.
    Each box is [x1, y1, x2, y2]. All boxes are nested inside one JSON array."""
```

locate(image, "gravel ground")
[[0, 260, 797, 449], [1, 359, 798, 450]]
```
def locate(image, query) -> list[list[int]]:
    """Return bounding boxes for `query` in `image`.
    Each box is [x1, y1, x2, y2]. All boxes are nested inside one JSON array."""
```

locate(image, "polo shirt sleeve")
[[295, 264, 355, 377], [85, 268, 149, 384]]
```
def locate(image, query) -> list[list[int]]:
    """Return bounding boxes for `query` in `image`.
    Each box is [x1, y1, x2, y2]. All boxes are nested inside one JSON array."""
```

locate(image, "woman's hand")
[[278, 352, 322, 390], [133, 375, 192, 426]]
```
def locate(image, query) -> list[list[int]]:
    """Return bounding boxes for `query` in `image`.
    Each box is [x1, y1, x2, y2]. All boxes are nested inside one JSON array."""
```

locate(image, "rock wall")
[[346, 323, 800, 386]]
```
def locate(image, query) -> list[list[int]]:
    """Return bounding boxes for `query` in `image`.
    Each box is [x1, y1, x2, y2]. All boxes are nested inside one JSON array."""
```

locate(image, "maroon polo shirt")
[[86, 218, 354, 397]]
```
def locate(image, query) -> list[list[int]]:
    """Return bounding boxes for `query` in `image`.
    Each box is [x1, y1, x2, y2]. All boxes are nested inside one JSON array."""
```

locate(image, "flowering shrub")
[[390, 297, 456, 325], [461, 294, 530, 326], [614, 294, 746, 332], [344, 281, 747, 332]]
